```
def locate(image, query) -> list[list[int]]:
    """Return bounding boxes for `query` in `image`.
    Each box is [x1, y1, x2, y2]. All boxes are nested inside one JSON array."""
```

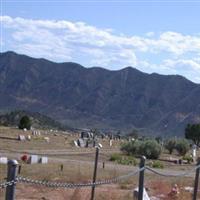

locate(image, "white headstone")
[[74, 140, 78, 147], [29, 155, 38, 164], [40, 157, 48, 164], [18, 135, 26, 141], [44, 137, 50, 143], [193, 149, 196, 158], [27, 135, 31, 141], [0, 157, 8, 164], [109, 139, 113, 147], [133, 187, 150, 200]]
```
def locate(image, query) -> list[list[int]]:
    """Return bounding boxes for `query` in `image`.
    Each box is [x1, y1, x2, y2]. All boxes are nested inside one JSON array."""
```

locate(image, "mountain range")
[[0, 51, 200, 136]]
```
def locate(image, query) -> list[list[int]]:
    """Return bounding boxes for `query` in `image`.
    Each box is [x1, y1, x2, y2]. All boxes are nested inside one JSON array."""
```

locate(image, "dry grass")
[[1, 126, 200, 199]]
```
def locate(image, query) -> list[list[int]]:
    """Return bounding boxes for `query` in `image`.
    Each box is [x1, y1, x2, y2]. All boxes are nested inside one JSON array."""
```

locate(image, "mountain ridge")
[[0, 51, 200, 136]]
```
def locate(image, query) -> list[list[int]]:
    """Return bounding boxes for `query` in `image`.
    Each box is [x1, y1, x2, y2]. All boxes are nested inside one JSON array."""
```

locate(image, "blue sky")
[[1, 0, 200, 83]]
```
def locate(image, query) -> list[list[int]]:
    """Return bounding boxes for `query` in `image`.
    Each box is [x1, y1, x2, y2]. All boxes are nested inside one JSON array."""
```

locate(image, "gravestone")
[[133, 187, 150, 200], [28, 155, 39, 164], [18, 135, 26, 141], [40, 157, 48, 164], [0, 157, 8, 164], [77, 138, 85, 147]]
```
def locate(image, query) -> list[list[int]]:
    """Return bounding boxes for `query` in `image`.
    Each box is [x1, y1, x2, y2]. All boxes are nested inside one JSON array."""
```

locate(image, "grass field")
[[0, 126, 199, 200]]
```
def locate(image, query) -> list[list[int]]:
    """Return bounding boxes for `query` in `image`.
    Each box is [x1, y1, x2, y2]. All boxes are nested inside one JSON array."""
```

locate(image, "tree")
[[140, 140, 162, 159], [121, 139, 161, 159], [176, 139, 190, 156], [185, 123, 200, 146], [18, 115, 31, 130], [165, 138, 177, 154]]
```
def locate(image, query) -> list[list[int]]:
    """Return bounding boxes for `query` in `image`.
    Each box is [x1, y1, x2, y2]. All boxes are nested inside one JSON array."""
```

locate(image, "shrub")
[[109, 154, 137, 166], [182, 155, 193, 163], [151, 160, 164, 169], [176, 139, 190, 156], [165, 138, 177, 154], [120, 140, 142, 155], [121, 139, 161, 159], [109, 153, 121, 161], [140, 140, 162, 159]]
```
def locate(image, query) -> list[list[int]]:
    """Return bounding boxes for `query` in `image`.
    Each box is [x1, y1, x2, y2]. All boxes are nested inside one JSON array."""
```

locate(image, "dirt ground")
[[0, 126, 200, 200]]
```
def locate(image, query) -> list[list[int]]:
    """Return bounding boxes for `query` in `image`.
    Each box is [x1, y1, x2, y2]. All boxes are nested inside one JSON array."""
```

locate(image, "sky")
[[0, 0, 200, 83]]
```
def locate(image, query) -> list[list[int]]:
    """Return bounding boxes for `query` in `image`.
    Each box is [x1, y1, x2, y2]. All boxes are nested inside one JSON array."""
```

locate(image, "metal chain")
[[146, 164, 200, 177], [0, 180, 18, 189], [17, 167, 144, 188]]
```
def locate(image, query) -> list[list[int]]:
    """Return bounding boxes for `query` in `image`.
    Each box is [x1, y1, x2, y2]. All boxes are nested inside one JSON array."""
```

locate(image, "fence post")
[[193, 158, 200, 200], [6, 160, 18, 200], [91, 147, 99, 200], [138, 156, 146, 200]]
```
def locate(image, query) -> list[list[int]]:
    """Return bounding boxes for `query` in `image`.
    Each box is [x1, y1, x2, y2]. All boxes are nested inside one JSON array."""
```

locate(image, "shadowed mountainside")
[[0, 51, 200, 136]]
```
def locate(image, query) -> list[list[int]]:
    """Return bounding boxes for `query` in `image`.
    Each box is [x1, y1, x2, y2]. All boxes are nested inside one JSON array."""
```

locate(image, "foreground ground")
[[0, 126, 199, 200]]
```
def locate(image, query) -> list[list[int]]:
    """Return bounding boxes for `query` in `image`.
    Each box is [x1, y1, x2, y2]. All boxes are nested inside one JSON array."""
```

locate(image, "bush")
[[121, 139, 161, 159], [176, 139, 190, 156], [109, 154, 137, 166], [165, 138, 177, 154], [151, 160, 164, 169], [18, 115, 31, 130], [109, 153, 121, 161], [140, 140, 162, 159], [182, 155, 193, 164], [121, 140, 142, 155]]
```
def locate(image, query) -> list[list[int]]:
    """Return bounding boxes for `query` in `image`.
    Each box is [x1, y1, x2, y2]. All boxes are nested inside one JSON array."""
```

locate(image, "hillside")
[[0, 51, 200, 136], [0, 110, 71, 131]]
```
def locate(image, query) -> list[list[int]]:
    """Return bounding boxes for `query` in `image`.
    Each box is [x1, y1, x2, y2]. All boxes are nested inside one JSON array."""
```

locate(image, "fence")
[[1, 148, 200, 200]]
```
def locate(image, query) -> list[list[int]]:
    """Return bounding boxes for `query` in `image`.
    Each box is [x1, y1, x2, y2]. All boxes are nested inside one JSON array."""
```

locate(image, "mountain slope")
[[0, 110, 71, 130], [0, 51, 200, 135]]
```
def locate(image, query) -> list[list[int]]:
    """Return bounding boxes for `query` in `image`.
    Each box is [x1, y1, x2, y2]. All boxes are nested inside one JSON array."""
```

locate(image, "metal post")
[[6, 160, 18, 200], [138, 156, 146, 200], [91, 147, 99, 200], [18, 165, 21, 175], [193, 158, 200, 200]]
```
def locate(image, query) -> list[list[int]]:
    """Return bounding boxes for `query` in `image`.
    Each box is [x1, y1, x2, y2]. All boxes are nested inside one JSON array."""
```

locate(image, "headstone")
[[28, 155, 39, 164], [133, 187, 150, 200], [40, 157, 48, 164], [77, 138, 85, 147], [192, 145, 196, 158], [74, 140, 78, 147], [44, 137, 50, 143], [0, 157, 8, 164], [109, 139, 113, 147], [23, 128, 27, 132], [18, 135, 26, 141], [27, 135, 31, 141]]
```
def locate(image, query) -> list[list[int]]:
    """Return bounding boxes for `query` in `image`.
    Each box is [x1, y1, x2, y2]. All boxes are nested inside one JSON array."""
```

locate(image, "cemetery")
[[0, 125, 200, 200]]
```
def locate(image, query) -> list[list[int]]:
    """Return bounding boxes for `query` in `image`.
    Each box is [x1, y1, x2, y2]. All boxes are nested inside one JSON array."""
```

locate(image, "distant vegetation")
[[0, 110, 72, 131], [185, 123, 200, 146], [121, 139, 162, 159], [18, 115, 31, 130]]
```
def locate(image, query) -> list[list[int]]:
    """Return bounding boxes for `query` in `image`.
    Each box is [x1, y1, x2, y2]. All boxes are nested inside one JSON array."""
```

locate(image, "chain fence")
[[1, 158, 200, 200], [1, 165, 200, 189]]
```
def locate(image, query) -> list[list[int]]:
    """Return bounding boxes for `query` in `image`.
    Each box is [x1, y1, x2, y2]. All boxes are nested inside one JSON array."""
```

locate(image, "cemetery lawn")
[[0, 126, 199, 200]]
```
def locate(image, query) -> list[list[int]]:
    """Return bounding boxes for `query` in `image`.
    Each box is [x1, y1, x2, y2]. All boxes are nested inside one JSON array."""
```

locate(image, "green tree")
[[18, 115, 31, 130], [175, 139, 190, 156], [121, 139, 161, 159], [185, 123, 200, 146], [165, 138, 177, 154], [140, 140, 162, 159]]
